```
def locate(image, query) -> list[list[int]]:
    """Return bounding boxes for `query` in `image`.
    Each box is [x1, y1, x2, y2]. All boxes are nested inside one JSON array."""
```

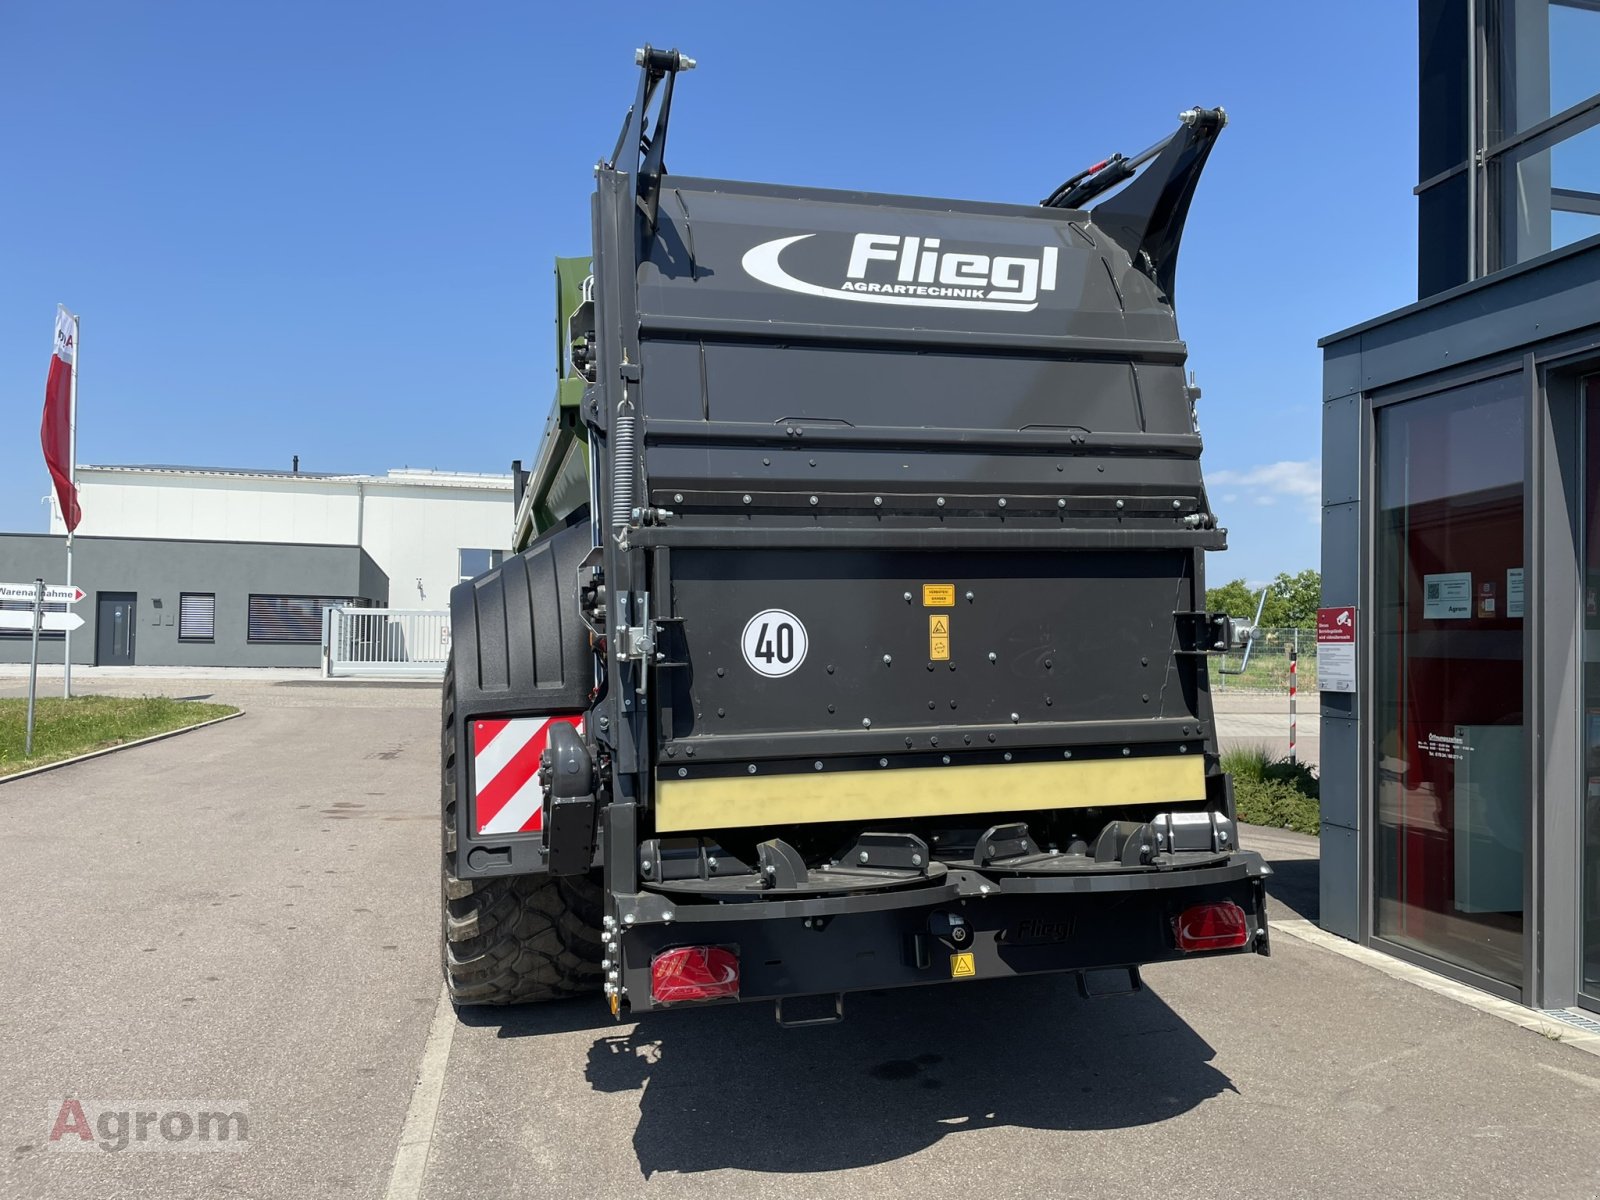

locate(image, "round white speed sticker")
[[740, 609, 808, 678]]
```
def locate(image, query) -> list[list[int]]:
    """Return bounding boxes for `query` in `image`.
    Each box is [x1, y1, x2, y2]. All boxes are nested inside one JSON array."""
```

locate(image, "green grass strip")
[[0, 694, 239, 777]]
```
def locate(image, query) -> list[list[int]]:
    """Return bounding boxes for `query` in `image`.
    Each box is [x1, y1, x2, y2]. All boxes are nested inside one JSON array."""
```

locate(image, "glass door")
[[1373, 377, 1527, 990], [1581, 375, 1600, 1011]]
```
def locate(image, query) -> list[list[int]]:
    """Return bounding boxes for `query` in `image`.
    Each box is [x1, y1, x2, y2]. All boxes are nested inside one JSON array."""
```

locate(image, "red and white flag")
[[41, 305, 80, 532]]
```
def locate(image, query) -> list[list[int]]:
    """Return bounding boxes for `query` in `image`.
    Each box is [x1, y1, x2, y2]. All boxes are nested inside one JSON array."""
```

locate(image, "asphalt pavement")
[[2, 677, 1597, 1199]]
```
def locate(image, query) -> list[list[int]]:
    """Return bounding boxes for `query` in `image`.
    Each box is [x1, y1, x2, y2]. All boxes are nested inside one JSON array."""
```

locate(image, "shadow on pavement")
[[1264, 857, 1320, 923], [465, 974, 1234, 1176]]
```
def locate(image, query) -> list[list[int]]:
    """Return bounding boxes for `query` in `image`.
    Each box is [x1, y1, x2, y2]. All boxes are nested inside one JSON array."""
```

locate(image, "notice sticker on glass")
[[1423, 572, 1472, 619], [1506, 567, 1525, 619]]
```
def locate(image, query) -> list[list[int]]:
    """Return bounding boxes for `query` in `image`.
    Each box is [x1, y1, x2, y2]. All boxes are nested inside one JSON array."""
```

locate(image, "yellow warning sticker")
[[950, 951, 976, 978], [922, 584, 956, 608], [929, 614, 950, 661]]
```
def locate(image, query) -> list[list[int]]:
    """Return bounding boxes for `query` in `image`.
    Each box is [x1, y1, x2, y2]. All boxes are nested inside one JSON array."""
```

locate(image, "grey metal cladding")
[[1323, 339, 1362, 401], [1321, 501, 1359, 601], [1322, 394, 1360, 506], [1318, 715, 1359, 829], [1318, 823, 1359, 939], [1322, 239, 1600, 393]]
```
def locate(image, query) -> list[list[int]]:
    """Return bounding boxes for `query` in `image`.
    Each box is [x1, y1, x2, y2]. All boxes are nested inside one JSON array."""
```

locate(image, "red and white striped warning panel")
[[471, 715, 583, 837]]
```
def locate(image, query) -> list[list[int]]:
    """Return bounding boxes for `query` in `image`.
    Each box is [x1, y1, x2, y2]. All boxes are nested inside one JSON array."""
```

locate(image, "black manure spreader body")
[[441, 48, 1270, 1020]]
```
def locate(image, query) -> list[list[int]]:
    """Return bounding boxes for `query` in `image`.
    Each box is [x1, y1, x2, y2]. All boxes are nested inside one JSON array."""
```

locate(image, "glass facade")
[[1328, 0, 1600, 1016], [1495, 1, 1600, 268], [1419, 0, 1600, 287], [1374, 378, 1526, 987]]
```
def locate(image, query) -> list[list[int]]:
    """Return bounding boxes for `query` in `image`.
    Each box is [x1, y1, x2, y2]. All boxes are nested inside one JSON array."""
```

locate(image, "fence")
[[323, 607, 450, 679], [1211, 627, 1317, 693]]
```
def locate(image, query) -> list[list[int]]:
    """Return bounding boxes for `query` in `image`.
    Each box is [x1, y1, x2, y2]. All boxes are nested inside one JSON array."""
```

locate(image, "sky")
[[0, 1, 1420, 585]]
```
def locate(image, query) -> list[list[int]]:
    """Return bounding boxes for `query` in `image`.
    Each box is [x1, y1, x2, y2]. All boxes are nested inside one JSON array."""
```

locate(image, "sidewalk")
[[1240, 821, 1600, 1058]]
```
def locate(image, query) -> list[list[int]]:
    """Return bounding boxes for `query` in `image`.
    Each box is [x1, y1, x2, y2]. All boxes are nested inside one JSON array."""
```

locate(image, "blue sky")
[[0, 2, 1418, 585]]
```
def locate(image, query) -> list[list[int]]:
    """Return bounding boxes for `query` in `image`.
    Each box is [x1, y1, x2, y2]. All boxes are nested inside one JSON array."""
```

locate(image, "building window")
[[247, 595, 353, 645], [178, 593, 216, 642], [0, 598, 65, 641], [458, 549, 505, 581]]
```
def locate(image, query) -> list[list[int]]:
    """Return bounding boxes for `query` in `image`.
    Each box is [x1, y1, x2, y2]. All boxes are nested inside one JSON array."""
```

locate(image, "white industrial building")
[[50, 464, 513, 609], [0, 463, 513, 669]]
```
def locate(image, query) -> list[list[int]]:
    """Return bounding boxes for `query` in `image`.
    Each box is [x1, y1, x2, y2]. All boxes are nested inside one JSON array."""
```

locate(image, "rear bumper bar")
[[611, 852, 1270, 1013]]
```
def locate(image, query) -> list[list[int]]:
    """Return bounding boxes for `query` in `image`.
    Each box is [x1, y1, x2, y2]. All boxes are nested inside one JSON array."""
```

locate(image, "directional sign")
[[0, 610, 85, 633], [0, 582, 84, 604]]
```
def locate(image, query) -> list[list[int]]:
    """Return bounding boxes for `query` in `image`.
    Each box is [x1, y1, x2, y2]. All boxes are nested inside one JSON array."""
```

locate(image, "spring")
[[611, 399, 637, 530]]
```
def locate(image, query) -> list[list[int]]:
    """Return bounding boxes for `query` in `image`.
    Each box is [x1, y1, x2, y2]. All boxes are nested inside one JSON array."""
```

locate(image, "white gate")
[[323, 607, 450, 678]]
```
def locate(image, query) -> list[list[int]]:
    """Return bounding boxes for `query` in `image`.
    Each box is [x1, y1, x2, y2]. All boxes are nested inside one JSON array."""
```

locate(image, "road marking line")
[[384, 983, 456, 1200]]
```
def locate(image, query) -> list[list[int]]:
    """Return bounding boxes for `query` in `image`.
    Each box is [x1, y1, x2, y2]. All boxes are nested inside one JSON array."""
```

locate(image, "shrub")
[[1221, 744, 1320, 835], [1232, 777, 1321, 836], [1261, 757, 1319, 799]]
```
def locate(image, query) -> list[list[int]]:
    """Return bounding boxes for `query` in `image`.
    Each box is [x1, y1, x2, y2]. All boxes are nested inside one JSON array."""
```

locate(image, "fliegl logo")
[[741, 233, 1059, 313]]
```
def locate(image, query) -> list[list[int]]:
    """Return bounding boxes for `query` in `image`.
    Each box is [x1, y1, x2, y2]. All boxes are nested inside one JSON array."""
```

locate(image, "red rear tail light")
[[1173, 902, 1251, 953], [651, 946, 740, 1004]]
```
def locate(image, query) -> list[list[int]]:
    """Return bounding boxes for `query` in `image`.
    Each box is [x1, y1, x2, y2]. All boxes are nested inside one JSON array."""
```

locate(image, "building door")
[[1372, 376, 1527, 993], [1581, 375, 1600, 1012], [95, 592, 137, 666]]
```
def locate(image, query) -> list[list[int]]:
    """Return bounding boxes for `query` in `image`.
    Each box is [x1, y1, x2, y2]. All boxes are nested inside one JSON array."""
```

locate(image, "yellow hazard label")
[[950, 951, 976, 978], [922, 584, 956, 607], [929, 614, 950, 661]]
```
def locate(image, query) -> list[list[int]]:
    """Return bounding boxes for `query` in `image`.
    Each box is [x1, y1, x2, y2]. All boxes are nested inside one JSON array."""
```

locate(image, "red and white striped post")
[[1288, 630, 1298, 765]]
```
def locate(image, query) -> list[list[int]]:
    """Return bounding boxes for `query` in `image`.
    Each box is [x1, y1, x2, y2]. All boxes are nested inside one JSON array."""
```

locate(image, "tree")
[[1206, 569, 1321, 630], [1264, 568, 1321, 630], [1206, 578, 1258, 619]]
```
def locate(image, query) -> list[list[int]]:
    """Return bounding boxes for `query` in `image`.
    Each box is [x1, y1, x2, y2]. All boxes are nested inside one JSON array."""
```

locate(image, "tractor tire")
[[440, 663, 604, 1006]]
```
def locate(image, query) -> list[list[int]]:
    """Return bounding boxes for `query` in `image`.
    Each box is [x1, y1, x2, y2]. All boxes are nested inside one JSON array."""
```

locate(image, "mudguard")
[[447, 514, 594, 879]]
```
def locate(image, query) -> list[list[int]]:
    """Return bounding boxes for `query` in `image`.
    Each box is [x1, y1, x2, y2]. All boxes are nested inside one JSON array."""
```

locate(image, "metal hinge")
[[616, 593, 654, 662]]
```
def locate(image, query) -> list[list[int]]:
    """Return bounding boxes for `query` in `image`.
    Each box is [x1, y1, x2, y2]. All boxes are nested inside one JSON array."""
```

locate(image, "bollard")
[[1288, 633, 1297, 766]]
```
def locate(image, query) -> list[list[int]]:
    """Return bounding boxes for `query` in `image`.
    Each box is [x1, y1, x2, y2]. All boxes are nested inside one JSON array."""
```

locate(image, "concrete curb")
[[1273, 918, 1600, 1058], [0, 710, 244, 785]]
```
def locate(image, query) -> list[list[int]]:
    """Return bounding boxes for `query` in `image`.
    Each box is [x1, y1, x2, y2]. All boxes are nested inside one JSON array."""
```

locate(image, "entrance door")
[[95, 592, 136, 666], [1372, 376, 1527, 992]]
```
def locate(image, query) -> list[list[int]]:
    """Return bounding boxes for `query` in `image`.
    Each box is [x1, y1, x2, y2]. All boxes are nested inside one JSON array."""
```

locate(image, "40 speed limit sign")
[[740, 609, 808, 678]]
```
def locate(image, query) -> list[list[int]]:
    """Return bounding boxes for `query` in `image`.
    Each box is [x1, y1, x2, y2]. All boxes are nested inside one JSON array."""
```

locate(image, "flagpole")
[[63, 311, 77, 699]]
